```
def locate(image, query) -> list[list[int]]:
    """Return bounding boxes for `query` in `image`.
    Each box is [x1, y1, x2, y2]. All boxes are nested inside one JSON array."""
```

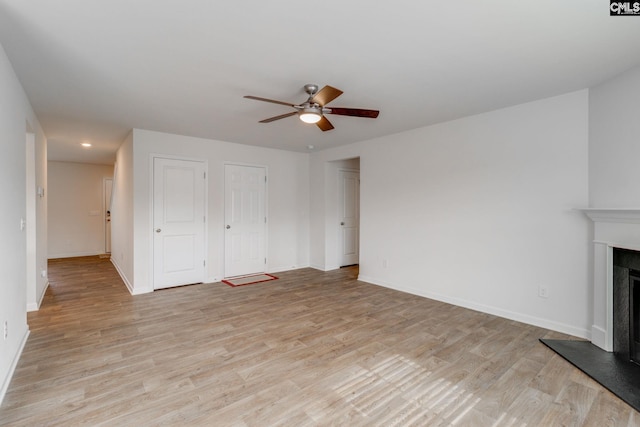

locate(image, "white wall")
[[126, 129, 309, 293], [47, 161, 114, 258], [0, 42, 46, 403], [25, 130, 48, 312], [311, 90, 592, 338], [589, 65, 640, 207], [110, 132, 135, 292]]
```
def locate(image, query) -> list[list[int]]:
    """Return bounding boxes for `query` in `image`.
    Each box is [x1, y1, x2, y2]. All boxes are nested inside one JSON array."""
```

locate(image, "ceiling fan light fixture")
[[245, 84, 379, 132], [299, 108, 322, 124]]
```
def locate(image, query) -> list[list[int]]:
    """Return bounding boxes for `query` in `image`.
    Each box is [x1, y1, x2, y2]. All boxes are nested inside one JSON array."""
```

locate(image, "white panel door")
[[153, 158, 206, 289], [224, 165, 266, 278], [339, 170, 360, 267]]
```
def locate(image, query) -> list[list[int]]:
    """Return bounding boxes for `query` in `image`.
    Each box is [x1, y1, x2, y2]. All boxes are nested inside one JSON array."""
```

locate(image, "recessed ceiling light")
[[81, 143, 92, 147], [307, 145, 314, 150]]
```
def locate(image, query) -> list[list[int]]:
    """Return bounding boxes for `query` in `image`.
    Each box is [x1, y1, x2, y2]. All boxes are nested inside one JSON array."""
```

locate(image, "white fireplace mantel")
[[580, 208, 640, 351], [582, 208, 640, 224]]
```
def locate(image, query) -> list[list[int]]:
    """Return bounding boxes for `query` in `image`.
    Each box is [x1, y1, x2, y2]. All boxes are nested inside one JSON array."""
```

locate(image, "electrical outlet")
[[382, 259, 388, 268], [3, 321, 7, 340], [538, 285, 549, 299]]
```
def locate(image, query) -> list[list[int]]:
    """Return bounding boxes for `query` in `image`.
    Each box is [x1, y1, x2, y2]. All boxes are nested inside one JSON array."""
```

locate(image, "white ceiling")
[[1, 1, 640, 165]]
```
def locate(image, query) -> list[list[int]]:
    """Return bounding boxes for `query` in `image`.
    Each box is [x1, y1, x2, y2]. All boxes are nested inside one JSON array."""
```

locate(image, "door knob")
[[155, 228, 161, 233], [226, 225, 231, 229], [340, 222, 345, 226]]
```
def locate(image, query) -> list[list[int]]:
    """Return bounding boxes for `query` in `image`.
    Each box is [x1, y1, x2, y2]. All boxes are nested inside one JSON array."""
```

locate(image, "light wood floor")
[[1, 257, 638, 426]]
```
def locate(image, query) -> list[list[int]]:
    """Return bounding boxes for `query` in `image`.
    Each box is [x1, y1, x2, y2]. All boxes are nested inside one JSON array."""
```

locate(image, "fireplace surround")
[[581, 208, 640, 352]]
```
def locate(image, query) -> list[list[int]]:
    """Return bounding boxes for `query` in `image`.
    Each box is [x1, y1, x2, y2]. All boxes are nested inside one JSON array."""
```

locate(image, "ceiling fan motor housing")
[[304, 84, 319, 96]]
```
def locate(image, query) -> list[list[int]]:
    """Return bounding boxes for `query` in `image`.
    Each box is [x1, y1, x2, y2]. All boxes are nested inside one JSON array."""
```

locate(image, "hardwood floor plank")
[[582, 392, 634, 427], [1, 256, 638, 425]]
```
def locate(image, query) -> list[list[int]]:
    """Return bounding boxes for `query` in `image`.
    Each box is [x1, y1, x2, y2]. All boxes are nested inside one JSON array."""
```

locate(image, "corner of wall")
[[26, 280, 49, 312], [0, 329, 29, 406]]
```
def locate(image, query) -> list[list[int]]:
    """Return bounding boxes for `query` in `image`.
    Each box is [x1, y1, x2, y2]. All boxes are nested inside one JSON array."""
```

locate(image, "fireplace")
[[581, 208, 640, 351], [613, 248, 640, 365]]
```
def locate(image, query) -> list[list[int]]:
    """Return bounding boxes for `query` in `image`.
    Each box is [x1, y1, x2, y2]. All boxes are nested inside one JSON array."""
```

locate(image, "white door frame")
[[150, 154, 208, 290], [223, 162, 268, 278]]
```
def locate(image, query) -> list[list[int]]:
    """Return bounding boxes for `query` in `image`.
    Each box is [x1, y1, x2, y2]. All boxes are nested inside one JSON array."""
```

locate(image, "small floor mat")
[[222, 273, 278, 287]]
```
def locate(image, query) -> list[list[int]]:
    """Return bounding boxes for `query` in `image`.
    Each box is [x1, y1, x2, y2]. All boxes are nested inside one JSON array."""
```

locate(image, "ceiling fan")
[[244, 84, 379, 131]]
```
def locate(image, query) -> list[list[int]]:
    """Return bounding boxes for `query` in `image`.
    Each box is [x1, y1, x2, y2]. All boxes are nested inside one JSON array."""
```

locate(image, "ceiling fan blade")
[[327, 107, 379, 118], [311, 85, 343, 106], [244, 95, 295, 108], [259, 111, 298, 123], [316, 116, 334, 131]]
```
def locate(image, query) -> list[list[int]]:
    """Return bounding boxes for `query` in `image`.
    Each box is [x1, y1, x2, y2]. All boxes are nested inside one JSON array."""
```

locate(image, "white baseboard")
[[27, 280, 49, 312], [110, 258, 135, 294], [48, 251, 103, 259], [132, 286, 154, 295], [358, 274, 591, 341], [0, 328, 29, 406], [269, 264, 310, 275], [309, 263, 340, 272], [591, 325, 609, 351]]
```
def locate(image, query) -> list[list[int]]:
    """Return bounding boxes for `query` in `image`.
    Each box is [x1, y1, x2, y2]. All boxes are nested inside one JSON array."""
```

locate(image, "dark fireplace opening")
[[631, 270, 640, 365], [613, 249, 640, 364]]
